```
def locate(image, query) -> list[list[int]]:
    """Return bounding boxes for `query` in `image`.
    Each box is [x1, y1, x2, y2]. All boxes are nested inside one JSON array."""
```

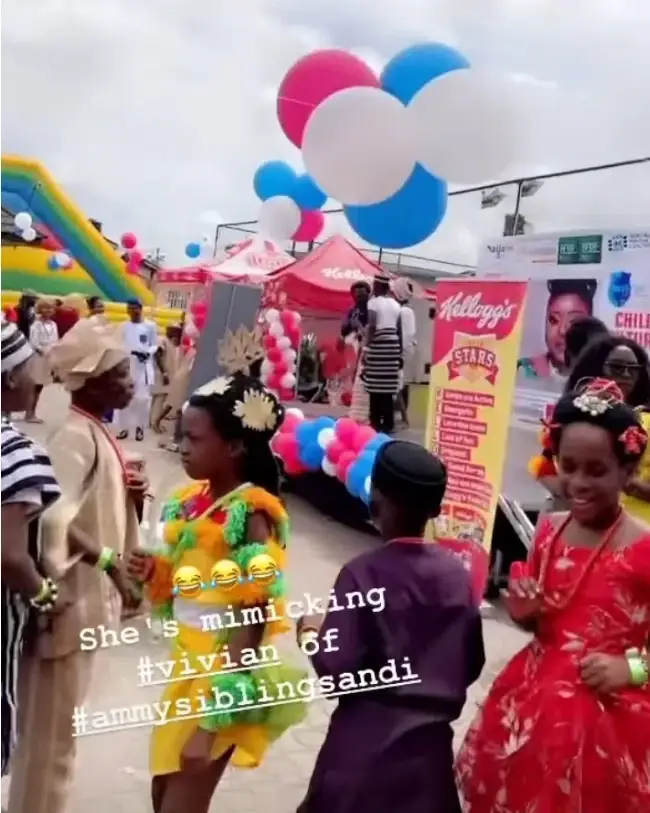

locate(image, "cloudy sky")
[[2, 0, 649, 267]]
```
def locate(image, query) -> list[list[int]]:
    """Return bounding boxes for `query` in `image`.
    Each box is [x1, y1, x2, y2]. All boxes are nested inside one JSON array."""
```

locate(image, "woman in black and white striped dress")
[[1, 321, 61, 777], [361, 274, 403, 434]]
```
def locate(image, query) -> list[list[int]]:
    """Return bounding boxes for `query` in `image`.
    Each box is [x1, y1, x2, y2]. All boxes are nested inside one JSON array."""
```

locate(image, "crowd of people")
[[1, 292, 649, 812]]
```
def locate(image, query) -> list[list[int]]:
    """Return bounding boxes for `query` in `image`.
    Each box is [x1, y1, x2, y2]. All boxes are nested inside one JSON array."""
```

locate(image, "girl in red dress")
[[456, 378, 650, 813]]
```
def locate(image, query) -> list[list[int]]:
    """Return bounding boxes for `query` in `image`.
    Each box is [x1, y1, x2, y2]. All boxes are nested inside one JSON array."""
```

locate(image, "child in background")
[[127, 373, 305, 813], [296, 440, 485, 813]]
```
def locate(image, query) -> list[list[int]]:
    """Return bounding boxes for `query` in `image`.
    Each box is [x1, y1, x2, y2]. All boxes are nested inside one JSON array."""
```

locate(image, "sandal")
[[135, 428, 144, 442], [116, 431, 129, 440]]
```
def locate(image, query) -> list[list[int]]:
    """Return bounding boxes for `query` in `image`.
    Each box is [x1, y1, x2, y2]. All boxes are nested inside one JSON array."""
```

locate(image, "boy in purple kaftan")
[[296, 440, 485, 813]]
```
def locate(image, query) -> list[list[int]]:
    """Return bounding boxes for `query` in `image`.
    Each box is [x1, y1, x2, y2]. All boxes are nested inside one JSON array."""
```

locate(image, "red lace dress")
[[456, 516, 650, 813]]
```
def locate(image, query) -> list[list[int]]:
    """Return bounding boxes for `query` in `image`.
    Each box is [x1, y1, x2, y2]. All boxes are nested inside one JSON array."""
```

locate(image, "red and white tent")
[[262, 235, 386, 315]]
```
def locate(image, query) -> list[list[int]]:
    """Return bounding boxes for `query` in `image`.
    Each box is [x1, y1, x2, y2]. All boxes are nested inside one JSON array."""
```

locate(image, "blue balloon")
[[298, 442, 324, 470], [253, 161, 297, 202], [291, 174, 327, 210], [346, 456, 373, 499], [344, 164, 447, 250], [47, 255, 59, 271], [185, 242, 201, 259], [295, 419, 320, 448], [380, 43, 470, 105], [366, 433, 391, 452]]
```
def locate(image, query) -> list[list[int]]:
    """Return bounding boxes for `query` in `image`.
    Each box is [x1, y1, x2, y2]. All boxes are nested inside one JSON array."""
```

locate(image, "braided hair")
[[187, 372, 285, 495]]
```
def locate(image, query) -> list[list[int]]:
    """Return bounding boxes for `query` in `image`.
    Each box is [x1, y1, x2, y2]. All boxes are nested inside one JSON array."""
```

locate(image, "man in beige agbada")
[[7, 320, 145, 813]]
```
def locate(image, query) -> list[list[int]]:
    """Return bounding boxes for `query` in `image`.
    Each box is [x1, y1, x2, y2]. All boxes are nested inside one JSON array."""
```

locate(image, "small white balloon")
[[269, 321, 285, 338], [261, 373, 270, 386], [265, 308, 280, 324], [55, 251, 71, 267], [258, 195, 301, 241], [276, 336, 291, 350], [302, 86, 417, 205], [408, 68, 519, 185], [322, 457, 338, 477], [286, 407, 305, 420], [283, 348, 297, 364], [280, 372, 297, 389], [14, 212, 32, 230], [21, 227, 37, 242], [260, 359, 273, 376], [317, 427, 336, 450], [364, 476, 372, 495]]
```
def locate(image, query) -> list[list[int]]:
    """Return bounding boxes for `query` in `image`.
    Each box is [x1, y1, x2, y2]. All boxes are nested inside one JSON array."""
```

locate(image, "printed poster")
[[426, 279, 528, 598]]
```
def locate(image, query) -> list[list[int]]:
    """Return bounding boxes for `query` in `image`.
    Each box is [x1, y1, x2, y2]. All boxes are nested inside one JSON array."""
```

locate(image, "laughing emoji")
[[172, 566, 203, 597], [210, 560, 242, 591], [246, 553, 279, 586]]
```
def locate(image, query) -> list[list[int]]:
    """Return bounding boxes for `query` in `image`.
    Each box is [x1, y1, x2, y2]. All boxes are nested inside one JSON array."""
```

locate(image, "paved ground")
[[2, 386, 530, 812]]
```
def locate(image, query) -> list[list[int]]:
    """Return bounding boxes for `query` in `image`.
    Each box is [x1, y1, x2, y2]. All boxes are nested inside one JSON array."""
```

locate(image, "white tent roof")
[[210, 236, 294, 276]]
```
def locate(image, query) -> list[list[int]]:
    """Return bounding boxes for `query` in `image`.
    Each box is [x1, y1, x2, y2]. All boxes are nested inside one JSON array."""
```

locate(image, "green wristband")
[[97, 547, 117, 572], [626, 649, 649, 686]]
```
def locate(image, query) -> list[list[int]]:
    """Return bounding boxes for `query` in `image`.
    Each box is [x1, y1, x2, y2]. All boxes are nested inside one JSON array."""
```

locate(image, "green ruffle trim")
[[151, 599, 174, 621], [162, 498, 183, 522], [267, 572, 285, 599], [277, 517, 289, 549], [175, 524, 197, 559], [199, 671, 265, 731], [231, 541, 267, 572], [224, 498, 250, 548]]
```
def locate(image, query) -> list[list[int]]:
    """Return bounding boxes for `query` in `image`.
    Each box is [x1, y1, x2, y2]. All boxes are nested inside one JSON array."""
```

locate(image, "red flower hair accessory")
[[620, 425, 648, 456]]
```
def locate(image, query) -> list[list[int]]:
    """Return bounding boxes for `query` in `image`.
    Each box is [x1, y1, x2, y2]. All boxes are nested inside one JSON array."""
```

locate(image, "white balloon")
[[276, 336, 291, 350], [283, 348, 297, 364], [21, 227, 37, 242], [14, 212, 32, 230], [269, 321, 285, 338], [408, 69, 519, 185], [286, 407, 304, 420], [55, 251, 71, 267], [322, 457, 338, 477], [261, 373, 270, 386], [302, 87, 416, 206], [280, 372, 297, 389], [260, 359, 273, 376], [258, 196, 301, 241], [317, 427, 336, 450], [265, 308, 280, 324]]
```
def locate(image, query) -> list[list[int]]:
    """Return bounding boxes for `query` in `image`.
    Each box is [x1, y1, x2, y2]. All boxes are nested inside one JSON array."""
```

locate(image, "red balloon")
[[326, 438, 345, 464], [280, 413, 302, 434], [277, 50, 379, 148], [267, 347, 283, 364], [42, 235, 62, 251], [273, 433, 298, 459], [335, 417, 360, 448], [336, 450, 356, 482], [279, 387, 294, 401], [121, 232, 138, 250], [287, 326, 301, 347], [279, 309, 297, 331], [268, 371, 283, 390], [263, 334, 277, 350], [190, 301, 207, 317], [194, 314, 206, 331], [340, 391, 352, 407], [274, 360, 289, 377], [292, 210, 325, 242], [352, 425, 376, 452]]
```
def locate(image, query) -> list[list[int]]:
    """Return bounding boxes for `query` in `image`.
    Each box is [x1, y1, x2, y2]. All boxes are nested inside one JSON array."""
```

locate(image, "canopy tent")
[[261, 235, 387, 315]]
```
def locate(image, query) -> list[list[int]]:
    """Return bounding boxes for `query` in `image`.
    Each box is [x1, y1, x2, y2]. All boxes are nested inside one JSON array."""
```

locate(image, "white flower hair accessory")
[[194, 376, 232, 397], [572, 377, 621, 416], [573, 392, 610, 416], [233, 387, 278, 432]]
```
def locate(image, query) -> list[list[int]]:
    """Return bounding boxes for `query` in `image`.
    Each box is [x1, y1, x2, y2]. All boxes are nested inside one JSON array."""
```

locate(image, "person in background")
[[155, 337, 197, 450], [340, 281, 371, 423], [52, 297, 80, 339], [362, 273, 402, 434], [7, 319, 143, 813], [114, 298, 158, 441], [86, 295, 107, 324], [457, 379, 650, 813], [563, 315, 608, 370], [26, 298, 59, 423], [518, 278, 596, 379], [392, 278, 417, 427], [151, 325, 182, 429], [297, 440, 485, 813], [15, 291, 38, 341], [1, 321, 62, 779]]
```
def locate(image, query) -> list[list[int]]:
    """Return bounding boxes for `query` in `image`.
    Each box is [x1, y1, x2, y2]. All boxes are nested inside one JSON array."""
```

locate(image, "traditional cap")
[[391, 277, 413, 302], [374, 271, 391, 284], [372, 440, 447, 503], [1, 320, 33, 373], [47, 319, 128, 391]]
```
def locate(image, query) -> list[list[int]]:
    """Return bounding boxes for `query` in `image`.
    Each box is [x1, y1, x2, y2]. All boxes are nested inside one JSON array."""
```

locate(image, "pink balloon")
[[129, 249, 144, 266], [287, 326, 301, 347], [273, 433, 298, 458], [326, 438, 346, 464], [292, 210, 325, 242], [267, 347, 283, 364], [279, 386, 295, 401], [263, 334, 277, 350], [279, 309, 298, 330], [268, 371, 283, 390], [335, 417, 360, 449], [279, 413, 302, 434], [336, 450, 357, 482], [191, 301, 207, 317], [352, 425, 376, 452], [277, 50, 379, 148], [274, 360, 289, 377], [121, 232, 137, 250]]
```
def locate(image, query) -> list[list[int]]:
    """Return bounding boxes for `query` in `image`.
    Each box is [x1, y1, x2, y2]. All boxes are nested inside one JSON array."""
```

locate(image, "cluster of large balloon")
[[271, 413, 391, 504], [260, 308, 301, 400], [253, 161, 326, 243], [273, 44, 518, 249], [120, 232, 144, 275]]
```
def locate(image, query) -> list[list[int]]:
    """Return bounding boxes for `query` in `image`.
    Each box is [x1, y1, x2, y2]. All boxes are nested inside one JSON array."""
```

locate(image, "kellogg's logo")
[[438, 292, 517, 331], [321, 267, 371, 282], [448, 337, 500, 385]]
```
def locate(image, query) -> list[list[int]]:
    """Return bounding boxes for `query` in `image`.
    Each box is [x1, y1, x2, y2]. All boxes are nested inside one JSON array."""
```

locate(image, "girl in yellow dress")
[[127, 372, 306, 813]]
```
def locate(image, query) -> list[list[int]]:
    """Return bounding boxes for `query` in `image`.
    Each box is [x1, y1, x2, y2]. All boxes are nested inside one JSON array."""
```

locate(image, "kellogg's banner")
[[478, 228, 650, 428], [426, 280, 528, 599]]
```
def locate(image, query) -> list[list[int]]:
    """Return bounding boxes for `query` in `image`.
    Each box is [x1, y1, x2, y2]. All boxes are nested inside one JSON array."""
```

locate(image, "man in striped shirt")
[[1, 320, 61, 778]]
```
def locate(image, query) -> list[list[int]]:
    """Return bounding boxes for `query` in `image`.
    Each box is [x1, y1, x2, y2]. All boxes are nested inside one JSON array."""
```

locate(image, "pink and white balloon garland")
[[260, 308, 301, 400]]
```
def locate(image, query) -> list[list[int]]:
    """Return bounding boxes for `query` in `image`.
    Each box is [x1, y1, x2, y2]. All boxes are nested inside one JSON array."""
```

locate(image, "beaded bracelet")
[[626, 648, 649, 687], [97, 547, 117, 572], [29, 577, 59, 613]]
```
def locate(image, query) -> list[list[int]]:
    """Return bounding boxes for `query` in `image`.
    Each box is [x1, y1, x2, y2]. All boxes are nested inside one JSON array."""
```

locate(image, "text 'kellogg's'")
[[437, 292, 517, 330]]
